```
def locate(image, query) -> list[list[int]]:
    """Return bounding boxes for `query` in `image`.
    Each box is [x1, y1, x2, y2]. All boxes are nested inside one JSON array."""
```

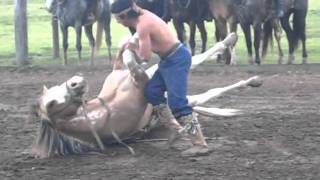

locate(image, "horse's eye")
[[47, 100, 57, 108]]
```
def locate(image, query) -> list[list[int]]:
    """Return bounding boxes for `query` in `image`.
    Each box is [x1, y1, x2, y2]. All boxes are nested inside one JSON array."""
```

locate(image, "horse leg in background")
[[295, 10, 308, 64], [197, 21, 207, 53], [229, 18, 239, 65], [75, 24, 83, 65], [240, 23, 254, 64], [280, 14, 295, 64], [214, 20, 221, 42], [173, 20, 187, 46], [84, 24, 95, 66], [189, 22, 196, 55], [60, 24, 69, 65], [103, 15, 112, 62], [272, 19, 284, 64], [213, 19, 228, 64], [253, 23, 262, 65]]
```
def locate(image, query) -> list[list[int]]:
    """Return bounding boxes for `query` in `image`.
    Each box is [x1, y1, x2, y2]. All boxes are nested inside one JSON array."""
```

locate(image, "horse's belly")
[[100, 79, 148, 139]]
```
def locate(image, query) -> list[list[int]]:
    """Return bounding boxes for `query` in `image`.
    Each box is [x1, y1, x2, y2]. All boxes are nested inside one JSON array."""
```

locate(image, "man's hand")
[[125, 42, 139, 52]]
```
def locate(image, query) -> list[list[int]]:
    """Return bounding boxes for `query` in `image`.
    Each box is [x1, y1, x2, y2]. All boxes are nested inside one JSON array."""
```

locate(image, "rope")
[[81, 100, 106, 152], [98, 97, 135, 155]]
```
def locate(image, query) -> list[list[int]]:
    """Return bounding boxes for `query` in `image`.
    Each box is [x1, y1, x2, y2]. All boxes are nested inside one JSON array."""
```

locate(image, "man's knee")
[[144, 84, 165, 105], [144, 85, 153, 102]]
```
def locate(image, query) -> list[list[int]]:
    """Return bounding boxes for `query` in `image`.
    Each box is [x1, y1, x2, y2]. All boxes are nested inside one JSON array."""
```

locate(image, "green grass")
[[0, 0, 319, 66]]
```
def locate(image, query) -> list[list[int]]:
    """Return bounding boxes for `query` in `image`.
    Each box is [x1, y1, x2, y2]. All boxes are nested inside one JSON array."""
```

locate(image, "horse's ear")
[[42, 85, 48, 94]]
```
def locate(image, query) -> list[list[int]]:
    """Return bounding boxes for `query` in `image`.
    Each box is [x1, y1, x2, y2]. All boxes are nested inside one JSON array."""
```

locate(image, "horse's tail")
[[262, 20, 273, 57]]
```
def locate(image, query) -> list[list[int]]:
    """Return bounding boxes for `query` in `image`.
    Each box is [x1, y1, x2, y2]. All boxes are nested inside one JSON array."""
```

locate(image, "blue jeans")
[[144, 44, 193, 118]]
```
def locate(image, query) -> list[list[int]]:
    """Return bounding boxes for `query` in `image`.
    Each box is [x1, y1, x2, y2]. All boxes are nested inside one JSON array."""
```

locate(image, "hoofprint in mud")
[[30, 33, 262, 158]]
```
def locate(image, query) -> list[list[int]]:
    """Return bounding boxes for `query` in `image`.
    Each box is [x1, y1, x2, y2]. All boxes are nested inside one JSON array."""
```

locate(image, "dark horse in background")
[[129, 0, 169, 34], [235, 0, 277, 64], [236, 0, 308, 64], [264, 0, 308, 64], [46, 0, 112, 65], [168, 0, 211, 55]]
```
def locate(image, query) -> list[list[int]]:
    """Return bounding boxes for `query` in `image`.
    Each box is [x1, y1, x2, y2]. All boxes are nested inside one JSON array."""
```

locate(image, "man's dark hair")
[[111, 0, 140, 18]]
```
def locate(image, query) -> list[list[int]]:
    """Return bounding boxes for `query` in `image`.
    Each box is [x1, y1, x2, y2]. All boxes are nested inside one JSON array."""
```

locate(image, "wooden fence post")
[[14, 0, 29, 66], [51, 16, 60, 58]]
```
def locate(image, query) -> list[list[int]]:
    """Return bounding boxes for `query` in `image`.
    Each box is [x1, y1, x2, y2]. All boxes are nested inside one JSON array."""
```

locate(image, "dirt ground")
[[0, 64, 320, 180]]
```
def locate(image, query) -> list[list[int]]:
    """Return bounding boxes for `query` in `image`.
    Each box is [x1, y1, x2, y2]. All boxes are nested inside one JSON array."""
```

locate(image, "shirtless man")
[[111, 0, 209, 157]]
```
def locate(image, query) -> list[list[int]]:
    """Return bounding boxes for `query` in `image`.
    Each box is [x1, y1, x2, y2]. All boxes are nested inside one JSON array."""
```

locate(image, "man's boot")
[[178, 113, 209, 157], [153, 104, 185, 146]]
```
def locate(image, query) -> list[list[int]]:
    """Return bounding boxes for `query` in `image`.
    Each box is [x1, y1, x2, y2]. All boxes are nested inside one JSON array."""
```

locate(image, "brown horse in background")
[[207, 0, 239, 64]]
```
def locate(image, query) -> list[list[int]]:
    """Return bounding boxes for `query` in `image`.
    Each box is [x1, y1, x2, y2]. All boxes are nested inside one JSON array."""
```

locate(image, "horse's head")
[[36, 75, 87, 124]]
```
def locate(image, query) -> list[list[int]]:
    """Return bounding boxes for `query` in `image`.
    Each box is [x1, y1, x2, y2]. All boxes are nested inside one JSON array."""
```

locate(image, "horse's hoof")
[[222, 33, 238, 47], [248, 78, 263, 87]]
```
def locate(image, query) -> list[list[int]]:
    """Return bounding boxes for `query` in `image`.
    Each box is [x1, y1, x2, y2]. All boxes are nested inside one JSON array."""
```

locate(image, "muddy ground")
[[0, 64, 320, 180]]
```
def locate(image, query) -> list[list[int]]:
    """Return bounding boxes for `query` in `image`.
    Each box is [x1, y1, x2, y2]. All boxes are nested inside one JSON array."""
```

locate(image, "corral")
[[0, 64, 319, 179]]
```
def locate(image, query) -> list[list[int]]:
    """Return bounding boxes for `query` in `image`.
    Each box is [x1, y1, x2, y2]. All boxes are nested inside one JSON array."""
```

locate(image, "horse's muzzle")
[[66, 76, 87, 98]]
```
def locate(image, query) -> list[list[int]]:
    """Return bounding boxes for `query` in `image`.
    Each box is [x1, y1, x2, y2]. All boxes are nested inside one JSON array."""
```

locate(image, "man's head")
[[111, 0, 140, 26]]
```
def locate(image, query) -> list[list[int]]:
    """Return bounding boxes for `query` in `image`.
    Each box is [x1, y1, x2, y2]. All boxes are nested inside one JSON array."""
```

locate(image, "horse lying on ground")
[[30, 33, 262, 158]]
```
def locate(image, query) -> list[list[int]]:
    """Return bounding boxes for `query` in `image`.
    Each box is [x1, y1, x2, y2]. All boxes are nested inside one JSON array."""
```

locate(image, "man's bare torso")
[[136, 9, 179, 56]]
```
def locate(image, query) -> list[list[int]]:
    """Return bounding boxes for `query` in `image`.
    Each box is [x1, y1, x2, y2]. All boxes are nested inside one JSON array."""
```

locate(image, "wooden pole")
[[51, 16, 60, 59], [14, 0, 29, 66]]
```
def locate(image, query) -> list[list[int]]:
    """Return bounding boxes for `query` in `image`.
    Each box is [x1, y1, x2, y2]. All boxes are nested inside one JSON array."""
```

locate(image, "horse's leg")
[[173, 19, 186, 44], [60, 24, 68, 65], [197, 21, 207, 53], [295, 11, 308, 64], [272, 19, 284, 64], [241, 23, 254, 64], [253, 23, 262, 65], [280, 14, 294, 64], [187, 76, 261, 116], [214, 19, 221, 42], [84, 25, 95, 66], [229, 17, 239, 65], [213, 19, 226, 63], [189, 22, 196, 55], [75, 24, 82, 65], [122, 49, 149, 83], [103, 17, 112, 62], [219, 18, 232, 64]]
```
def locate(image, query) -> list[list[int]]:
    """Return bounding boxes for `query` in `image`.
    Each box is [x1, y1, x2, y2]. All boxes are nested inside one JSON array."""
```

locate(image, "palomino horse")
[[168, 0, 211, 55], [46, 0, 112, 65], [30, 33, 262, 158]]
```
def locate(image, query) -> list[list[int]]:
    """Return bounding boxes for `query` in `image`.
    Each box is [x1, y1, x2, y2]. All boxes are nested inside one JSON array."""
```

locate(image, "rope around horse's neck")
[[81, 99, 106, 152]]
